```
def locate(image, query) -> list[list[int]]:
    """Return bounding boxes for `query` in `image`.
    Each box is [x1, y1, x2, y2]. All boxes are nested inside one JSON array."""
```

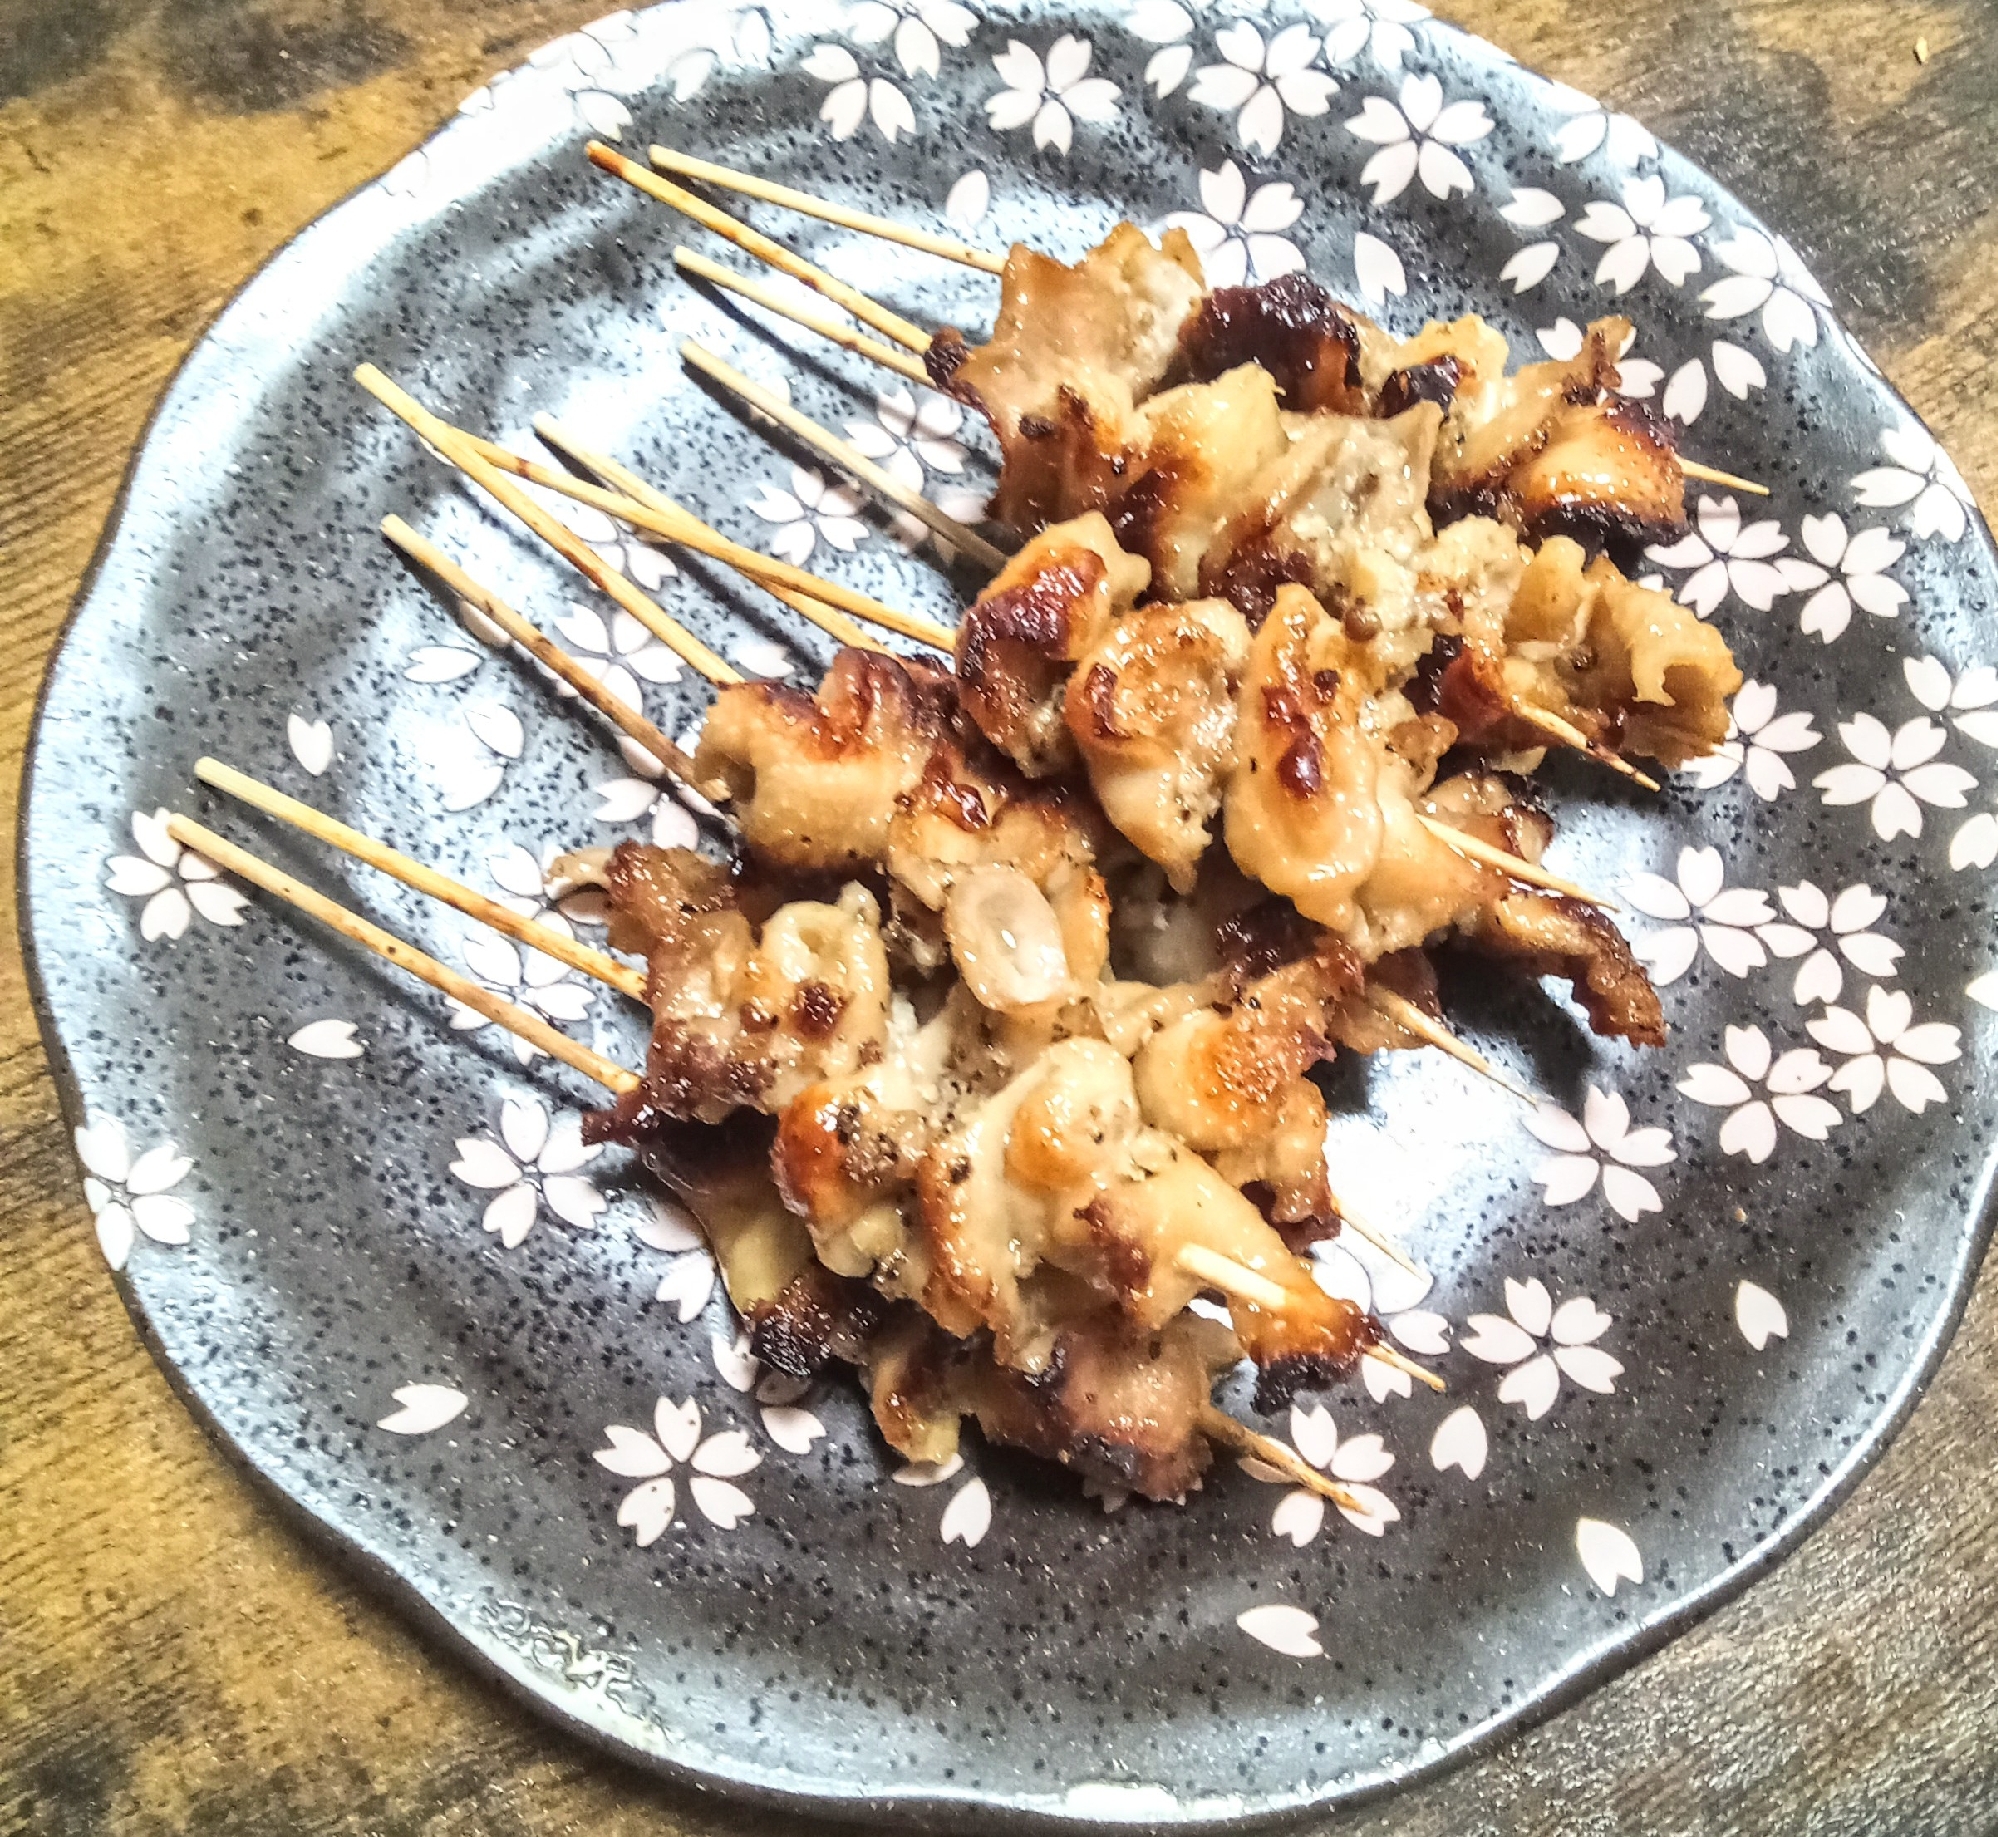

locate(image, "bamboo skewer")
[[1367, 987, 1535, 1105], [355, 366, 744, 687], [1334, 1207, 1422, 1278], [680, 338, 1009, 572], [1197, 1405, 1368, 1513], [1515, 705, 1663, 792], [1415, 816, 1615, 910], [651, 146, 1007, 276], [192, 759, 650, 1002], [1679, 458, 1770, 497], [380, 516, 706, 785], [674, 246, 933, 386], [588, 141, 932, 354], [1367, 1343, 1448, 1393], [166, 815, 642, 1094]]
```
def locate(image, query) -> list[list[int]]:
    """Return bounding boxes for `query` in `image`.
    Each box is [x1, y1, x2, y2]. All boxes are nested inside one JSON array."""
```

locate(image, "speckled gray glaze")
[[21, 1, 1998, 1827]]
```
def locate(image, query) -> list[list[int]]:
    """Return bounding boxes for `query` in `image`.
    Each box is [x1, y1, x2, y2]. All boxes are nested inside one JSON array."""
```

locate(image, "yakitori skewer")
[[1367, 989, 1534, 1107], [1414, 818, 1616, 909], [680, 337, 1009, 571], [639, 143, 1767, 497], [674, 246, 932, 386], [1518, 705, 1663, 793]]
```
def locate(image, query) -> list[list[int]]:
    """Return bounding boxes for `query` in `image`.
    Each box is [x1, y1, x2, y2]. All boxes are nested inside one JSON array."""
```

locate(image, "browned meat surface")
[[1174, 272, 1369, 414]]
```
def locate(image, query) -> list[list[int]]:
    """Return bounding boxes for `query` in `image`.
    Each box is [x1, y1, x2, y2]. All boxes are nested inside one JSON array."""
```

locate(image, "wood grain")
[[3, 2, 1996, 1831]]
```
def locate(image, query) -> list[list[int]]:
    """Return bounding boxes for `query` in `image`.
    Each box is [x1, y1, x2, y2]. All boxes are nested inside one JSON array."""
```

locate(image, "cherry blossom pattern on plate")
[[1785, 515, 1908, 643], [1188, 21, 1335, 157], [1699, 225, 1830, 353], [849, 0, 976, 80], [985, 35, 1120, 153], [1312, 0, 1429, 72], [450, 1097, 606, 1248], [287, 714, 333, 776], [378, 1384, 470, 1434], [74, 1115, 194, 1270], [1735, 1281, 1790, 1352], [649, 2, 774, 104], [428, 702, 524, 812], [1237, 1603, 1322, 1658], [1352, 229, 1406, 308], [1622, 845, 1775, 984], [1124, 0, 1202, 97], [595, 1397, 761, 1545], [1808, 987, 1961, 1117], [1541, 80, 1656, 166], [1905, 655, 1998, 750], [634, 1193, 718, 1323], [592, 710, 705, 852], [1523, 1086, 1673, 1222], [1812, 706, 1977, 843], [1756, 881, 1901, 1005], [1575, 1518, 1643, 1597], [1497, 187, 1564, 292], [939, 1476, 994, 1547], [1310, 1235, 1449, 1401], [711, 1327, 762, 1393], [748, 465, 868, 566], [1573, 174, 1710, 293], [1677, 1026, 1840, 1163], [1428, 1404, 1488, 1480], [1971, 971, 1998, 1012], [1462, 1278, 1622, 1421], [1645, 495, 1799, 616], [944, 168, 989, 230], [1244, 1403, 1397, 1542], [106, 808, 249, 942], [803, 44, 916, 143], [447, 858, 596, 1064], [1681, 679, 1819, 801], [1344, 72, 1492, 205], [288, 1019, 365, 1059], [1852, 423, 1977, 544], [758, 1372, 829, 1455], [844, 387, 983, 542], [1650, 337, 1767, 426], [1165, 161, 1305, 289]]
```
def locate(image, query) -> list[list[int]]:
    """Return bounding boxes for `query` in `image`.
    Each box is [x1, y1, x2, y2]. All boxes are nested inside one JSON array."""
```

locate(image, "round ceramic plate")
[[23, 0, 1998, 1826]]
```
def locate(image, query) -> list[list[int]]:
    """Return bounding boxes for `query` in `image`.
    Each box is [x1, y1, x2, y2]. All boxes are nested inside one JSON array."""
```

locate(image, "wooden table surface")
[[4, 1, 1996, 1830]]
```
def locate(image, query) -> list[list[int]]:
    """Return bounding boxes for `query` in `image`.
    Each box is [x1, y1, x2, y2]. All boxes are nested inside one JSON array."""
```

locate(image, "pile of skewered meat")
[[577, 224, 1742, 1505]]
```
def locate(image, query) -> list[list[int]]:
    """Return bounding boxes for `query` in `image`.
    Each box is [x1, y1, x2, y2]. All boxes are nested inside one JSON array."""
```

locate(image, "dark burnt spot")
[[1262, 686, 1323, 799], [1376, 354, 1463, 419], [1018, 412, 1057, 440], [1197, 537, 1318, 629], [791, 980, 846, 1041], [1175, 273, 1366, 413], [750, 1267, 890, 1378], [1105, 462, 1182, 566], [924, 325, 973, 397], [1077, 662, 1123, 740], [1077, 1196, 1154, 1296], [1251, 1316, 1381, 1413], [1311, 668, 1341, 695], [1217, 900, 1329, 984]]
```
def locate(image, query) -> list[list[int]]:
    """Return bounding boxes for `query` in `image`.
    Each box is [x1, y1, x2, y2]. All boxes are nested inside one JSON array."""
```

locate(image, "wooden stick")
[[353, 366, 743, 687], [1332, 1206, 1422, 1278], [1196, 1404, 1367, 1513], [380, 516, 705, 787], [1515, 705, 1663, 792], [680, 339, 1008, 572], [531, 414, 960, 652], [1368, 1343, 1446, 1393], [1415, 815, 1615, 910], [1680, 458, 1769, 497], [192, 758, 649, 1001], [1177, 1242, 1290, 1311], [651, 146, 1007, 276], [1366, 987, 1535, 1105], [165, 815, 641, 1095], [674, 246, 934, 387], [587, 142, 931, 355]]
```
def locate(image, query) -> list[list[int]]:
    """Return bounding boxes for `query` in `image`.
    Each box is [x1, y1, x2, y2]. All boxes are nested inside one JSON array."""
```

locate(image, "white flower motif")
[[1574, 174, 1710, 293], [939, 1476, 993, 1546], [595, 1397, 761, 1544], [1237, 1603, 1322, 1657], [802, 44, 916, 142], [1576, 1518, 1643, 1597], [1344, 72, 1492, 205], [849, 0, 975, 79], [1677, 1025, 1840, 1163], [1808, 987, 1961, 1116], [594, 712, 706, 851], [1523, 1086, 1674, 1222], [1755, 881, 1901, 1005], [450, 1098, 605, 1248], [1952, 800, 1998, 872], [1681, 679, 1820, 800], [1188, 22, 1335, 157], [1645, 494, 1797, 616], [1309, 0, 1428, 71], [985, 35, 1120, 153], [74, 1115, 193, 1270], [288, 714, 333, 776], [748, 465, 869, 566], [1245, 1403, 1397, 1543], [1735, 1281, 1788, 1351], [846, 388, 981, 546], [1497, 187, 1563, 292], [1622, 845, 1775, 984], [1782, 514, 1908, 642], [635, 1196, 718, 1322], [1812, 712, 1976, 841], [452, 918, 596, 1063], [1904, 655, 1998, 748], [1124, 0, 1201, 98], [1310, 1234, 1449, 1401], [1699, 225, 1828, 352], [1352, 230, 1405, 307], [1461, 1277, 1622, 1421], [1165, 161, 1305, 289], [1852, 424, 1976, 544], [944, 168, 989, 230], [105, 809, 249, 941], [378, 1385, 469, 1434], [1542, 80, 1657, 166]]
